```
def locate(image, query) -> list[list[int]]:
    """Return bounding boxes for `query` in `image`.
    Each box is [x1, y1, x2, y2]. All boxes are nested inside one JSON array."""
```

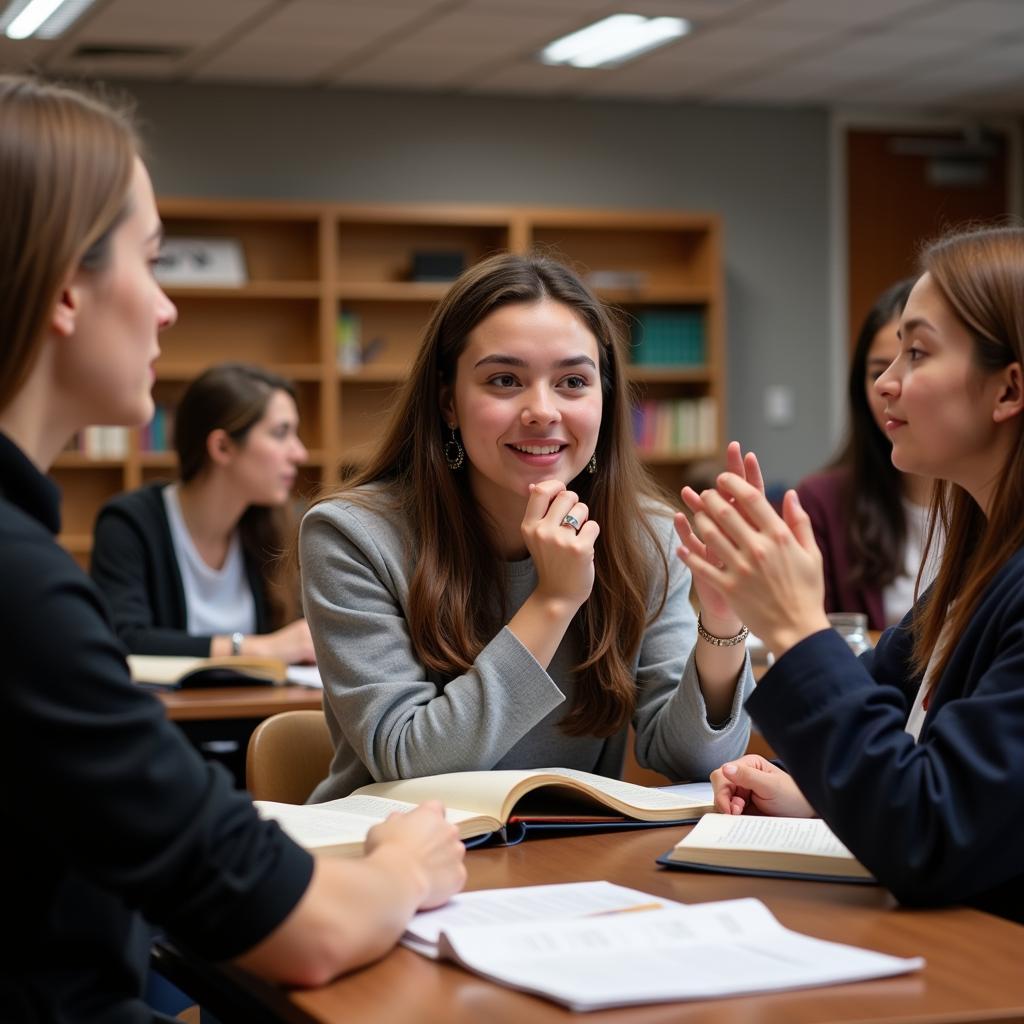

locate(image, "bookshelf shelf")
[[57, 201, 726, 564], [54, 454, 126, 469], [164, 281, 321, 300]]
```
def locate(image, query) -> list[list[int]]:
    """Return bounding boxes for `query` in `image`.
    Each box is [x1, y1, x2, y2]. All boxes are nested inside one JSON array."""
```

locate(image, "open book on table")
[[254, 768, 715, 857], [658, 813, 875, 883], [128, 653, 288, 688], [407, 888, 921, 1010], [128, 654, 322, 689]]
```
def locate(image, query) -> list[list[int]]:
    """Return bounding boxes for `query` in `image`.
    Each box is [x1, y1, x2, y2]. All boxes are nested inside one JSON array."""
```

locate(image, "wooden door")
[[847, 127, 1010, 347]]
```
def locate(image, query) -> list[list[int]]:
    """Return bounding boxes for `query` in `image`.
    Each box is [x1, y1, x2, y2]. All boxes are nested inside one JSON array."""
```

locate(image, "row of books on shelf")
[[66, 426, 130, 459], [336, 311, 386, 371], [139, 404, 177, 453], [633, 397, 717, 455], [64, 404, 177, 460], [631, 309, 705, 366]]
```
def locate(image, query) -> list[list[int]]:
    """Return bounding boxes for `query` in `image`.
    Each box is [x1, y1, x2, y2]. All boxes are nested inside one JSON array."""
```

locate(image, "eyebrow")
[[897, 316, 935, 340], [473, 353, 598, 370]]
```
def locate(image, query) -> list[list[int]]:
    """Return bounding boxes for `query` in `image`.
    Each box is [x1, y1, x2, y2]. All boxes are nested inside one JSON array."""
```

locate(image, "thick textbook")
[[255, 768, 714, 857], [658, 813, 875, 883], [127, 653, 287, 688], [427, 895, 922, 1010]]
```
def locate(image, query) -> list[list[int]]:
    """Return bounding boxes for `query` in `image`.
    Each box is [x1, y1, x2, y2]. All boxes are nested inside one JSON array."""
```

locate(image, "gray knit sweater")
[[301, 491, 753, 801]]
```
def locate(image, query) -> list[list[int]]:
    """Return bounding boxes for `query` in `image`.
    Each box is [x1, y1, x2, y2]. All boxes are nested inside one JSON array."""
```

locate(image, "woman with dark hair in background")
[[301, 251, 754, 801], [796, 278, 937, 628], [92, 361, 314, 662]]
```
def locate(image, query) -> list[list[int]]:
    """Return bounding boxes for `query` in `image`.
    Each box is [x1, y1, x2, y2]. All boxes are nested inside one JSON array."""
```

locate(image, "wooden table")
[[157, 685, 323, 722], [156, 826, 1024, 1024]]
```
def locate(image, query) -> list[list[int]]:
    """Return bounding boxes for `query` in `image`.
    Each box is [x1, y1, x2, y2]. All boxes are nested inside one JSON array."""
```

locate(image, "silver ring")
[[560, 513, 581, 530]]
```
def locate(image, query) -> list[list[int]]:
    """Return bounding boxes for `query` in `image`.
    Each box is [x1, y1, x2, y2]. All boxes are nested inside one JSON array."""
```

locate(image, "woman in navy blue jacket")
[[678, 226, 1024, 922]]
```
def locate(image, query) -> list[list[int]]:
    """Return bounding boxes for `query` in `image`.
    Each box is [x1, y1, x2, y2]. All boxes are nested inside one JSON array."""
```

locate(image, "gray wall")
[[125, 81, 833, 485]]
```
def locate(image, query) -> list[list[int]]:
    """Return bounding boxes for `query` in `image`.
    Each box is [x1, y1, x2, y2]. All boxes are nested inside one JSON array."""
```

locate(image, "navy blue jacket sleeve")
[[747, 584, 1024, 918]]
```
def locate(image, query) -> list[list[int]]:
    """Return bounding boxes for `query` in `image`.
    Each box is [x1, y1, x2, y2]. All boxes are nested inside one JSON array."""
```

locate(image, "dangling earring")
[[587, 453, 597, 474], [444, 426, 465, 470]]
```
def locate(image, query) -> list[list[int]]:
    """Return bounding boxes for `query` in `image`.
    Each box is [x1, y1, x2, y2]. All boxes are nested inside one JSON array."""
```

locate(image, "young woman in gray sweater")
[[302, 253, 755, 800]]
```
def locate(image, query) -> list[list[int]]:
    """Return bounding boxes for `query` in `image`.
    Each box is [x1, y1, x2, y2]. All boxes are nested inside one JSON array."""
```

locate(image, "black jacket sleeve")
[[6, 532, 313, 958]]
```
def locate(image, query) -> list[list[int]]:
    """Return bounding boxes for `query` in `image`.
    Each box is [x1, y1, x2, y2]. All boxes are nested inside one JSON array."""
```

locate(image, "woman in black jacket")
[[92, 362, 314, 662]]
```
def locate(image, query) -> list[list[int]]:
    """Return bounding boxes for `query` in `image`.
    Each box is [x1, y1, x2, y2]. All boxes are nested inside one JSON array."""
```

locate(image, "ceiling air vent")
[[70, 43, 187, 59]]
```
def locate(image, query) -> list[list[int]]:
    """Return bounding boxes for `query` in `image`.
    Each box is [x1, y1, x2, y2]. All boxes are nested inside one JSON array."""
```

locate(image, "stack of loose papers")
[[403, 882, 670, 957], [405, 885, 923, 1011]]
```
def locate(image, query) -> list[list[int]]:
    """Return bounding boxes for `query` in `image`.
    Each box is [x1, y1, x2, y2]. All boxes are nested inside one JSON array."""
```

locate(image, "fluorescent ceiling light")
[[539, 14, 690, 69], [1, 0, 95, 39]]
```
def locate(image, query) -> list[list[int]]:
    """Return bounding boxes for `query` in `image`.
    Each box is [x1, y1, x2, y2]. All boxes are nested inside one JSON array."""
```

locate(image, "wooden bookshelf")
[[58, 201, 726, 566]]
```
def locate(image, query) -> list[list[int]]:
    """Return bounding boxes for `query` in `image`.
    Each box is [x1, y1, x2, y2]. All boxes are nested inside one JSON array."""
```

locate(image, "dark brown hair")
[[0, 75, 137, 414], [830, 278, 917, 591], [319, 252, 669, 736], [911, 226, 1024, 687], [176, 362, 301, 626]]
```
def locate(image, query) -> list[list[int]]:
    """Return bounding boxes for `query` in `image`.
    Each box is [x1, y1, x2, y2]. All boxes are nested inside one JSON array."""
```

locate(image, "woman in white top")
[[92, 362, 314, 662]]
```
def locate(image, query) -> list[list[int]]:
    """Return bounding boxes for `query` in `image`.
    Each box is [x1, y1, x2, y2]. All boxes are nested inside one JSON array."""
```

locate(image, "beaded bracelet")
[[696, 613, 750, 647]]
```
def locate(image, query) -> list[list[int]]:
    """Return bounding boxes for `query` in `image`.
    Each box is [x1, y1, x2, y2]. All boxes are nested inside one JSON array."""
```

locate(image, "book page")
[[437, 897, 923, 1011], [541, 768, 711, 811], [680, 814, 856, 858], [254, 799, 389, 849], [354, 768, 711, 822], [127, 654, 204, 685], [404, 882, 673, 956], [255, 794, 484, 852], [128, 653, 286, 685], [658, 782, 714, 804], [353, 770, 542, 819], [286, 664, 323, 688]]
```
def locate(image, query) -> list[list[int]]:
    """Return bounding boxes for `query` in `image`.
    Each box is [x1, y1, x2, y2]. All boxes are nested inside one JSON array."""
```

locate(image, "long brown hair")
[[830, 279, 916, 591], [176, 362, 301, 626], [0, 75, 137, 414], [912, 227, 1024, 686], [320, 252, 668, 736]]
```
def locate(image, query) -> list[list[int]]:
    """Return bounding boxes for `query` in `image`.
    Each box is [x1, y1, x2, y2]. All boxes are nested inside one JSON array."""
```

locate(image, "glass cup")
[[827, 612, 873, 656]]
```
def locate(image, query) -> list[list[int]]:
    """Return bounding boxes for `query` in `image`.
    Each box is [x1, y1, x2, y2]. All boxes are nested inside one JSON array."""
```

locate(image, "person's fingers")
[[680, 485, 704, 516], [724, 440, 744, 477], [674, 513, 709, 560], [695, 490, 760, 555], [744, 451, 766, 494], [557, 501, 590, 532], [542, 488, 580, 527], [714, 473, 785, 534], [524, 480, 566, 523], [677, 540, 730, 591], [782, 490, 817, 553], [724, 759, 777, 797]]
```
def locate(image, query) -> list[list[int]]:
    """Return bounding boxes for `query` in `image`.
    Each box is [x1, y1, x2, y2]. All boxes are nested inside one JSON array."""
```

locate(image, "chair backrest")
[[245, 709, 333, 803]]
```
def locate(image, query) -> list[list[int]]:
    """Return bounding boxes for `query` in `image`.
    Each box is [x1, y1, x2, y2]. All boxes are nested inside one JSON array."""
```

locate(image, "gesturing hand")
[[675, 441, 763, 629], [520, 479, 600, 614], [679, 474, 830, 658]]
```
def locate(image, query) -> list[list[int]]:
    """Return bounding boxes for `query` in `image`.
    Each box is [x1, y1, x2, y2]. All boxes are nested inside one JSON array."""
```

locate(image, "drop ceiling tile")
[[73, 0, 268, 46]]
